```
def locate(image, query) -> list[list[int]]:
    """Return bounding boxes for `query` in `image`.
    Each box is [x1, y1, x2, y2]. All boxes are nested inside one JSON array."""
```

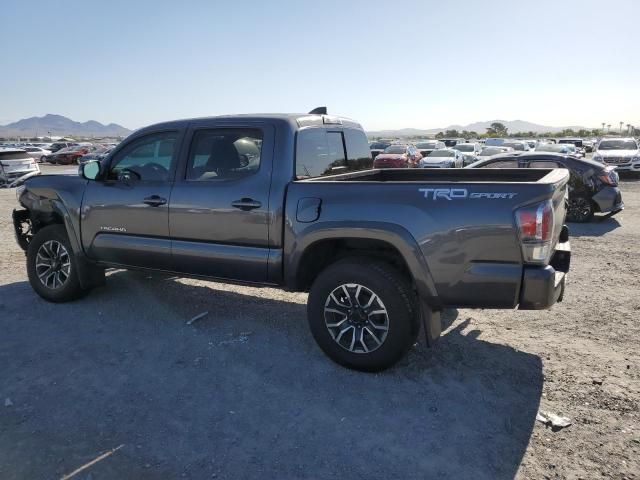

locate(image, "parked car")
[[592, 138, 640, 172], [535, 143, 580, 156], [502, 140, 530, 152], [452, 143, 482, 166], [22, 146, 52, 163], [583, 140, 594, 153], [478, 146, 514, 157], [419, 148, 464, 168], [369, 142, 390, 161], [440, 137, 465, 147], [0, 149, 40, 187], [49, 142, 78, 153], [46, 145, 92, 165], [12, 110, 571, 371], [558, 138, 586, 157], [468, 151, 623, 222], [78, 147, 112, 164], [373, 144, 422, 168], [415, 141, 446, 157]]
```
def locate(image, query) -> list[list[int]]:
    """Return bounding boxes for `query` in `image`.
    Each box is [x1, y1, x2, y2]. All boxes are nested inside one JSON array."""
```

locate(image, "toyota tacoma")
[[12, 109, 571, 371]]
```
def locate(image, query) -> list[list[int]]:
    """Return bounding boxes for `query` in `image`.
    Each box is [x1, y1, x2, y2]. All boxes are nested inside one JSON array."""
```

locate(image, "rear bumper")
[[592, 186, 624, 213], [519, 240, 571, 310]]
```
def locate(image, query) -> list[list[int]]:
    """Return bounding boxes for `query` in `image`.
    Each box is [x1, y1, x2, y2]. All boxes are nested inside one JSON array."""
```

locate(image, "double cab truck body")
[[13, 112, 571, 371]]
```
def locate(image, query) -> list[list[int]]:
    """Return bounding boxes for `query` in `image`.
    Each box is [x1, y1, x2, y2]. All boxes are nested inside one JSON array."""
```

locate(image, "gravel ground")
[[1, 166, 639, 479]]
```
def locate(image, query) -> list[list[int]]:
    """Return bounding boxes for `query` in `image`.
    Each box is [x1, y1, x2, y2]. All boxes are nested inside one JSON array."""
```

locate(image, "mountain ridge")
[[0, 114, 131, 137], [367, 119, 591, 137]]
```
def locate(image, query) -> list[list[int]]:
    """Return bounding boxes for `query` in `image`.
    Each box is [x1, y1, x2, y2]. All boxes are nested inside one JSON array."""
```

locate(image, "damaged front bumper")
[[12, 208, 32, 251]]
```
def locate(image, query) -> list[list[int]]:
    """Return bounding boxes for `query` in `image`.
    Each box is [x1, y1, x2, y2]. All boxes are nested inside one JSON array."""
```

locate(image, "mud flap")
[[420, 299, 441, 347], [75, 255, 106, 290]]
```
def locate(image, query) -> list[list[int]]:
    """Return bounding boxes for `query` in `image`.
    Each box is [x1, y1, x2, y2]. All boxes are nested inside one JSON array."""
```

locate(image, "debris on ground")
[[186, 311, 209, 326], [218, 332, 252, 345], [592, 378, 604, 385], [536, 410, 572, 431], [4, 397, 13, 407]]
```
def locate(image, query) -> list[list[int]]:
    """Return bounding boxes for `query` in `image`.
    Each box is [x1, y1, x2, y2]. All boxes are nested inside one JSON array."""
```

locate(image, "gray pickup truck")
[[12, 110, 571, 371]]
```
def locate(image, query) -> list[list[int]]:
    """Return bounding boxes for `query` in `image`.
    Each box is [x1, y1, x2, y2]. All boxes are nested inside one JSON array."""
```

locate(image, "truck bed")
[[302, 168, 564, 184]]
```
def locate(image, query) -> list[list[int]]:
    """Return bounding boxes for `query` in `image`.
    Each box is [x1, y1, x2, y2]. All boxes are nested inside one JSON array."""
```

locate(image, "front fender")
[[285, 220, 441, 307]]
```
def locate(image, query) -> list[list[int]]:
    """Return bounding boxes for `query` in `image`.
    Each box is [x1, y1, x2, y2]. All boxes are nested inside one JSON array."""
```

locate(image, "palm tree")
[[619, 121, 624, 133], [627, 123, 631, 135], [607, 124, 611, 133], [601, 122, 605, 133]]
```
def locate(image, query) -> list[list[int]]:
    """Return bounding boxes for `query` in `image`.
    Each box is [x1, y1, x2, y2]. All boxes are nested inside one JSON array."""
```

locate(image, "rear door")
[[168, 124, 274, 282], [81, 130, 182, 269]]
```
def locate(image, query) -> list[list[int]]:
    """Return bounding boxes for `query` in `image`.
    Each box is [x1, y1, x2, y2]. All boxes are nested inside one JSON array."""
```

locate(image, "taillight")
[[515, 200, 555, 263], [598, 168, 618, 186]]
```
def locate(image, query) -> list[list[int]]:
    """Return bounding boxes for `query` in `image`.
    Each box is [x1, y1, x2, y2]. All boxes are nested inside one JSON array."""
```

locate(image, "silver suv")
[[593, 138, 640, 172]]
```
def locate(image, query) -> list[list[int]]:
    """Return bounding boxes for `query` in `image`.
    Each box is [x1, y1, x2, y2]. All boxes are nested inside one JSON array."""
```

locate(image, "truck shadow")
[[0, 273, 542, 480], [568, 216, 621, 237]]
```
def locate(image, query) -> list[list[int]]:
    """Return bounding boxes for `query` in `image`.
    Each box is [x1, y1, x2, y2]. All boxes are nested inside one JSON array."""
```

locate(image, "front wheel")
[[567, 196, 594, 223], [27, 225, 85, 302], [307, 258, 418, 372]]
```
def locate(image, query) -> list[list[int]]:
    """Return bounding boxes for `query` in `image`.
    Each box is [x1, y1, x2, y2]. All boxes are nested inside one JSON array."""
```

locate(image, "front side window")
[[109, 131, 178, 182], [186, 129, 262, 181]]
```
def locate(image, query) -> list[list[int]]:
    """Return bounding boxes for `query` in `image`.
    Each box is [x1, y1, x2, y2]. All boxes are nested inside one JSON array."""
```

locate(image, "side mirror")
[[80, 160, 101, 180]]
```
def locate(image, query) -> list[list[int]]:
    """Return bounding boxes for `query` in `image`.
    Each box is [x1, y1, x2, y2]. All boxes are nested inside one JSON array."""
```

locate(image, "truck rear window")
[[296, 128, 372, 178], [0, 151, 31, 160]]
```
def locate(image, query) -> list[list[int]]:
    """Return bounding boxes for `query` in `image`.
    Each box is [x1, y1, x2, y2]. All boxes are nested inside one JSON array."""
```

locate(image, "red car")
[[372, 144, 422, 168], [46, 145, 91, 165]]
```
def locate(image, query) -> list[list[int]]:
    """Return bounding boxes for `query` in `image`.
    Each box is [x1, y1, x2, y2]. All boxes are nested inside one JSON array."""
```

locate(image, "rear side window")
[[344, 128, 372, 171], [296, 129, 346, 178], [482, 160, 520, 168], [186, 129, 262, 181], [296, 128, 373, 178]]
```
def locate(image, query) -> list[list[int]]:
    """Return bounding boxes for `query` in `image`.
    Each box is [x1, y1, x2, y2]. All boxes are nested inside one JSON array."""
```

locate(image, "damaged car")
[[468, 151, 623, 222], [0, 149, 41, 188]]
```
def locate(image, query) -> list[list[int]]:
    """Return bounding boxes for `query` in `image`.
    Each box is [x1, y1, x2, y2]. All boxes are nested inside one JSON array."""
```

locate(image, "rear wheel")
[[307, 258, 418, 372], [27, 225, 85, 302], [567, 196, 594, 223]]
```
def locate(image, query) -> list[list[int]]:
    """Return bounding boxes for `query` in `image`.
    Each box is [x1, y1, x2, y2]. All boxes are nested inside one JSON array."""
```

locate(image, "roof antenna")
[[308, 107, 327, 115]]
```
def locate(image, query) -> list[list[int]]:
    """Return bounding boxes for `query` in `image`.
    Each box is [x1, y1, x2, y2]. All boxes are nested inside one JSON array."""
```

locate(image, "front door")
[[169, 125, 273, 282], [81, 130, 181, 270]]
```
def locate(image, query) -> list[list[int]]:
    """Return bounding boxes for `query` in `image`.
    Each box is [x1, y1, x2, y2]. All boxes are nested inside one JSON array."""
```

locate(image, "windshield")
[[416, 142, 436, 149], [559, 139, 583, 147], [428, 150, 455, 157], [536, 144, 566, 153], [369, 143, 389, 150], [504, 142, 525, 151], [0, 151, 31, 160], [453, 144, 474, 152], [598, 139, 638, 150], [479, 147, 504, 156], [384, 145, 407, 154]]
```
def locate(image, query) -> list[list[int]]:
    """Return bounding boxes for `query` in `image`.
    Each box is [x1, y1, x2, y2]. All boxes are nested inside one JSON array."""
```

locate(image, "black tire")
[[307, 258, 418, 372], [567, 196, 594, 223], [27, 224, 85, 302]]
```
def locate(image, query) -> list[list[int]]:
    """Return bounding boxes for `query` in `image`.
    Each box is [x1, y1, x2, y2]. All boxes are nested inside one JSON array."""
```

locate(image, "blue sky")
[[1, 0, 638, 130]]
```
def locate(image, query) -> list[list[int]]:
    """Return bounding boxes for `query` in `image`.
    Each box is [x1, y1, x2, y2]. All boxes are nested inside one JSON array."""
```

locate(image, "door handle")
[[231, 198, 262, 211], [143, 195, 167, 207]]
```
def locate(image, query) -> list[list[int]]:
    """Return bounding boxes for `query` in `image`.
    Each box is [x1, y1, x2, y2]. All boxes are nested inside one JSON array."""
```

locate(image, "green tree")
[[486, 122, 508, 137]]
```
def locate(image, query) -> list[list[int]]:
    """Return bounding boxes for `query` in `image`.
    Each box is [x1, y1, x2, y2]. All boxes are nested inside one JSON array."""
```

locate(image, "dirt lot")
[[1, 168, 639, 479]]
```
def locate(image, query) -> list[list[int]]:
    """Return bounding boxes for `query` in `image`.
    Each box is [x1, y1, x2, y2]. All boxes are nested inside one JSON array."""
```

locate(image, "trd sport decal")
[[419, 188, 518, 200]]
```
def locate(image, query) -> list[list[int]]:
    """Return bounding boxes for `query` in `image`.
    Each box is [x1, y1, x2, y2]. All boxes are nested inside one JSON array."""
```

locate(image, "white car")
[[22, 146, 52, 163], [452, 142, 482, 166], [419, 148, 464, 168], [593, 138, 640, 172], [0, 149, 40, 187]]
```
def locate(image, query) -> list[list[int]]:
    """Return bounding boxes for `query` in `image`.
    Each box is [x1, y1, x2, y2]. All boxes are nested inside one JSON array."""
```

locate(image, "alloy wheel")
[[324, 283, 389, 353], [568, 197, 592, 222], [35, 240, 71, 289]]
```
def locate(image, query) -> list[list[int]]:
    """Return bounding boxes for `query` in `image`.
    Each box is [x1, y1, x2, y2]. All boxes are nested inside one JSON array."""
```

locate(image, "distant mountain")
[[0, 114, 131, 137], [367, 119, 590, 137]]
